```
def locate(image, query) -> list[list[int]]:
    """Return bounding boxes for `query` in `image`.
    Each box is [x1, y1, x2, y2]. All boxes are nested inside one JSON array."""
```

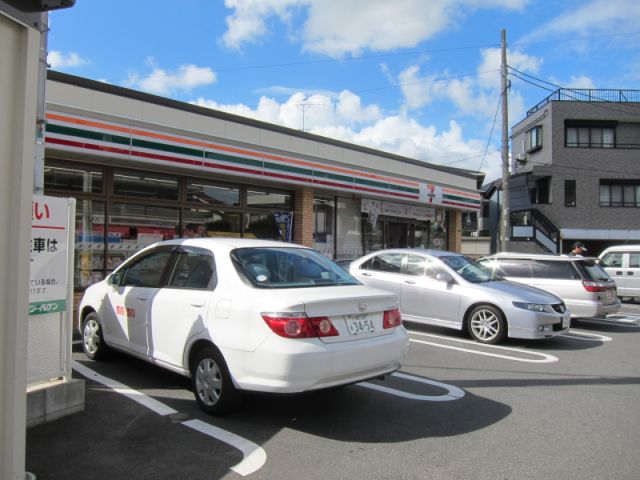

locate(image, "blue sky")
[[48, 0, 640, 183]]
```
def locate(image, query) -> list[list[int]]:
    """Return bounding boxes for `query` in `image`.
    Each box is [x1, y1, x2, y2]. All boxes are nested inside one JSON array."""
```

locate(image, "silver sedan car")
[[349, 249, 571, 344]]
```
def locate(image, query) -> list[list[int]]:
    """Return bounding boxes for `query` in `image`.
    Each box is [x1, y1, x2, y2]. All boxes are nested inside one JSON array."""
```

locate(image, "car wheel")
[[467, 304, 506, 344], [192, 346, 240, 415], [82, 312, 109, 360]]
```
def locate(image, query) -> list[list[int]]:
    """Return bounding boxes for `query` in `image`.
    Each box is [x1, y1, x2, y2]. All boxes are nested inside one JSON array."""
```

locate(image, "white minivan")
[[598, 245, 640, 300]]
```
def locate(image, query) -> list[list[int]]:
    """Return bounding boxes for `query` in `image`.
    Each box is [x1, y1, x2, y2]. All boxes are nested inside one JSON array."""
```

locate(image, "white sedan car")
[[349, 249, 571, 344], [79, 238, 409, 415]]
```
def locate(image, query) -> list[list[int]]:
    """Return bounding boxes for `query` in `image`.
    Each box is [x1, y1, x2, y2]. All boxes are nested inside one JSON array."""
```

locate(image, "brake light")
[[383, 307, 402, 329], [261, 312, 339, 338], [582, 280, 609, 293]]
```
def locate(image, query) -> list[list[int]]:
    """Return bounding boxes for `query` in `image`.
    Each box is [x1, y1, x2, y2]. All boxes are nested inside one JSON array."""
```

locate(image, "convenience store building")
[[44, 71, 484, 294]]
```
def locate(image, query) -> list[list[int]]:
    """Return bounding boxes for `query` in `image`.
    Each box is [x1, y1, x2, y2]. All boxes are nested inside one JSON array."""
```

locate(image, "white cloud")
[[222, 0, 529, 57], [125, 59, 217, 95], [192, 89, 501, 180], [522, 0, 640, 41], [47, 50, 88, 69]]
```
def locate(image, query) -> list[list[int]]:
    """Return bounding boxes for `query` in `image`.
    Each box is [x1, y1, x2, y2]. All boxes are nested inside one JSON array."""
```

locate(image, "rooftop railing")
[[527, 88, 640, 116]]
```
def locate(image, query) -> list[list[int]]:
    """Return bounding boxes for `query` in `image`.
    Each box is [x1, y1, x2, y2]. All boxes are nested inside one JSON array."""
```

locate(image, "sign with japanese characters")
[[30, 195, 70, 315]]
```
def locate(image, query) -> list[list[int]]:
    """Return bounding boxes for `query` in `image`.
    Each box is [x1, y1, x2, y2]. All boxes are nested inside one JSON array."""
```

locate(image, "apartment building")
[[508, 89, 640, 256]]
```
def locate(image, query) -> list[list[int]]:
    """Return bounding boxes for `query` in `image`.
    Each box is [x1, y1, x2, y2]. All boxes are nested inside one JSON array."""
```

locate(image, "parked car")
[[348, 249, 570, 344], [598, 245, 640, 300], [79, 238, 409, 415], [478, 252, 620, 319]]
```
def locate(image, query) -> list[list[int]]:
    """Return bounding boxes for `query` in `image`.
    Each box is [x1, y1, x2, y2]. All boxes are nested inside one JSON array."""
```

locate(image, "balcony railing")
[[527, 88, 640, 116]]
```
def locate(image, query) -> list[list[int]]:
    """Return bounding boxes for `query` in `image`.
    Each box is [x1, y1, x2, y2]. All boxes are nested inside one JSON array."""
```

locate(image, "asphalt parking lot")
[[27, 302, 640, 480]]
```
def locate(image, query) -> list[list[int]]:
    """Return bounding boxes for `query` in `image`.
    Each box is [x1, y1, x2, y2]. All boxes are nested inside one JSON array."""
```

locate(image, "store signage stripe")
[[46, 112, 420, 188], [442, 187, 481, 200], [49, 121, 419, 197], [47, 123, 131, 146], [46, 136, 131, 156], [443, 200, 480, 209], [443, 193, 481, 205]]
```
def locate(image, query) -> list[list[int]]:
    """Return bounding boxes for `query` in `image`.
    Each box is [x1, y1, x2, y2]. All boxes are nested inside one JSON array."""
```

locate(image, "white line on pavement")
[[406, 331, 559, 363], [358, 371, 465, 401], [72, 360, 178, 416], [72, 360, 266, 477], [183, 420, 267, 476], [562, 330, 612, 342]]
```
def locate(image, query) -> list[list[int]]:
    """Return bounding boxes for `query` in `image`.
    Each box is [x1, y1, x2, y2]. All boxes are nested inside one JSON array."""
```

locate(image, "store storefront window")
[[113, 170, 179, 200], [336, 197, 363, 260], [313, 196, 335, 258], [183, 209, 241, 238], [187, 180, 240, 206], [75, 200, 106, 288], [107, 202, 178, 272], [430, 210, 448, 250], [44, 161, 103, 193], [244, 213, 287, 241], [362, 215, 384, 253], [247, 187, 292, 209]]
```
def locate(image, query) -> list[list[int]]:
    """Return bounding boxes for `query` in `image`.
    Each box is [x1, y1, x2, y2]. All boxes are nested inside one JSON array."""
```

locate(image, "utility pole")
[[499, 29, 510, 252]]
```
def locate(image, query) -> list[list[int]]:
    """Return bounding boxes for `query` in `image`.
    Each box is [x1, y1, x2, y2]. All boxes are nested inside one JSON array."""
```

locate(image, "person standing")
[[568, 241, 587, 256]]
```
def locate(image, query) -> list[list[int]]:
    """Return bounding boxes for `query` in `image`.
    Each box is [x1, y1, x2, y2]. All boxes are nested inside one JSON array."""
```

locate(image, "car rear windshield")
[[574, 259, 611, 281], [231, 247, 360, 288]]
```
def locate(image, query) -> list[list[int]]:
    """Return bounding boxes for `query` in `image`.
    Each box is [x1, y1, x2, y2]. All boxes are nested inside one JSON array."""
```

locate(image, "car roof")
[[481, 252, 594, 262], [362, 248, 463, 258], [149, 237, 305, 250], [600, 245, 640, 253]]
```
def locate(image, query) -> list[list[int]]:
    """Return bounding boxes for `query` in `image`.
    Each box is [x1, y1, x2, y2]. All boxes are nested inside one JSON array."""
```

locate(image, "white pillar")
[[0, 10, 40, 480]]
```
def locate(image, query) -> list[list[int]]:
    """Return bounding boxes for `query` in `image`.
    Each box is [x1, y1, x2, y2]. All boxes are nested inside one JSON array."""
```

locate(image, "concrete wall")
[[0, 9, 40, 480]]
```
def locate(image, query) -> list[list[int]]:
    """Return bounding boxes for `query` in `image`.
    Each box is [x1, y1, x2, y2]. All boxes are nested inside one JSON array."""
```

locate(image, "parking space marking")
[[406, 331, 559, 363], [72, 361, 266, 477], [183, 420, 267, 476], [576, 318, 640, 328], [73, 361, 178, 416], [358, 372, 465, 401], [562, 330, 613, 342]]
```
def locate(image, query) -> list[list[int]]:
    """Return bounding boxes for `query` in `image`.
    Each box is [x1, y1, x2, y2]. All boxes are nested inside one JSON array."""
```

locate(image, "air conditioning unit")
[[515, 153, 527, 163]]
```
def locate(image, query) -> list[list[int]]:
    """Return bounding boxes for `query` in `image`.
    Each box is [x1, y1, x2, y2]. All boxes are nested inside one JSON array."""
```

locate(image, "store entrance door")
[[387, 222, 409, 248]]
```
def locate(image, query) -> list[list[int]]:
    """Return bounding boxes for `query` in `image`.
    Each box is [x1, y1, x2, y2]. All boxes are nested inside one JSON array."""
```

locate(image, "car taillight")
[[582, 280, 609, 293], [383, 307, 402, 329], [261, 312, 339, 338]]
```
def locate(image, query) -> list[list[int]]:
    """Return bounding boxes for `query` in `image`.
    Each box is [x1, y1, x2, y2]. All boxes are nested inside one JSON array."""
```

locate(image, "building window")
[[564, 180, 576, 207], [44, 161, 104, 193], [566, 125, 615, 148], [599, 180, 640, 207], [526, 126, 542, 152], [113, 170, 179, 200], [531, 177, 551, 204], [313, 196, 335, 258]]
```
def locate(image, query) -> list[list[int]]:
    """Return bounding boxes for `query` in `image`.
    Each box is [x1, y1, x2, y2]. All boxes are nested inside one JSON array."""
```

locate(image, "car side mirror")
[[435, 272, 454, 284], [107, 272, 121, 286]]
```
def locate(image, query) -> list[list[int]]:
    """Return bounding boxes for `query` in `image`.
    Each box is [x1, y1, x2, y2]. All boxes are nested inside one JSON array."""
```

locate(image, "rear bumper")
[[568, 299, 621, 318], [222, 327, 410, 393]]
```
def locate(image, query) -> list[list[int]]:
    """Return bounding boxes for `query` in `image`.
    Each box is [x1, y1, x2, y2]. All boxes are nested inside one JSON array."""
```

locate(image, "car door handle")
[[137, 297, 148, 301], [361, 272, 372, 277], [190, 302, 205, 307], [404, 280, 416, 285], [616, 271, 623, 275], [627, 272, 634, 276]]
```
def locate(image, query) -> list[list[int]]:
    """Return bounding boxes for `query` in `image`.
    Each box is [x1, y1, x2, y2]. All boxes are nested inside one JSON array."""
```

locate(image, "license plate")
[[562, 315, 570, 328], [345, 314, 375, 335], [605, 290, 614, 301]]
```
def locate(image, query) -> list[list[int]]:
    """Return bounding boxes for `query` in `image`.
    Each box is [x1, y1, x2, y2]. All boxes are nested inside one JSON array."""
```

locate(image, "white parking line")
[[183, 420, 267, 476], [577, 318, 640, 328], [562, 330, 613, 342], [72, 361, 266, 476], [406, 331, 559, 363], [358, 372, 465, 401]]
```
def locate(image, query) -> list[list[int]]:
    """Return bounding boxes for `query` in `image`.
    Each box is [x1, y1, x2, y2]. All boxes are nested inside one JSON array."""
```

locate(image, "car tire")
[[467, 304, 506, 344], [82, 312, 110, 360], [192, 345, 240, 415]]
